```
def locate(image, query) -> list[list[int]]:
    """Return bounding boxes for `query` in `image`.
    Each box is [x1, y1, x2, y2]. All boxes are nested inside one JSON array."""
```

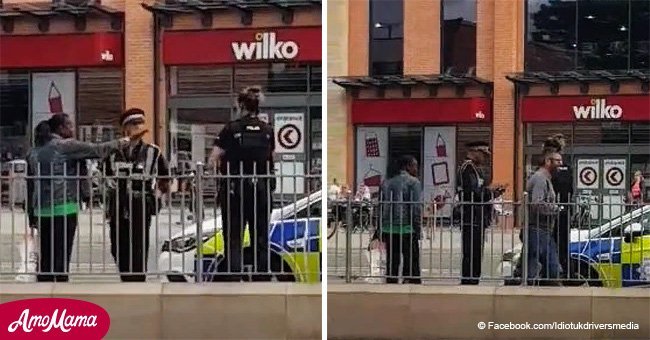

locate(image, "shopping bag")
[[48, 82, 63, 114], [16, 229, 39, 283], [364, 239, 385, 284]]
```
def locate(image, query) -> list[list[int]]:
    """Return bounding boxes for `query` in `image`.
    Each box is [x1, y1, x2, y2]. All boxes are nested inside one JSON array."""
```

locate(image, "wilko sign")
[[232, 32, 299, 61], [521, 95, 650, 122], [573, 98, 623, 120], [163, 27, 321, 65], [0, 298, 110, 339]]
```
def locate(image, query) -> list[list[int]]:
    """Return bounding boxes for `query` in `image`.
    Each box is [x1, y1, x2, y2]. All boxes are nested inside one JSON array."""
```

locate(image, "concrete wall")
[[328, 284, 650, 339], [0, 283, 321, 339]]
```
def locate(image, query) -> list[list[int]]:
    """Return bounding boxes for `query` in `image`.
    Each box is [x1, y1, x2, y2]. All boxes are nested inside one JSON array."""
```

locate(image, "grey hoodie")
[[27, 135, 121, 220]]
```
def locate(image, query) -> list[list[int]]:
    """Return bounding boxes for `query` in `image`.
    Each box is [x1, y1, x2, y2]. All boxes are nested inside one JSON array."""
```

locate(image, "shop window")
[[526, 123, 574, 147], [577, 0, 630, 70], [631, 0, 650, 70], [525, 0, 649, 71], [456, 125, 491, 181], [174, 66, 232, 96], [234, 64, 308, 94], [525, 0, 578, 71], [0, 72, 29, 160], [574, 122, 629, 145], [442, 0, 477, 75], [631, 123, 650, 144], [310, 65, 322, 92], [77, 68, 123, 142], [369, 0, 404, 76], [388, 126, 421, 177]]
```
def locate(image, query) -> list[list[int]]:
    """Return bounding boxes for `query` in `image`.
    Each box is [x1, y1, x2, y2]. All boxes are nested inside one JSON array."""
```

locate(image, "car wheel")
[[566, 260, 602, 287], [166, 273, 188, 282]]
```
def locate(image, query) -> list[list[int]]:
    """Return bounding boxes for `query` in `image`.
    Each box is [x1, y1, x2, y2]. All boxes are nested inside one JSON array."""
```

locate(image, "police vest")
[[109, 143, 159, 195], [223, 117, 273, 175]]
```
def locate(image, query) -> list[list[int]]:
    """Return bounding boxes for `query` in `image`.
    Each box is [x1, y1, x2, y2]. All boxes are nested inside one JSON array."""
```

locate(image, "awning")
[[506, 70, 650, 94], [332, 74, 493, 98], [0, 1, 124, 33], [142, 0, 321, 27]]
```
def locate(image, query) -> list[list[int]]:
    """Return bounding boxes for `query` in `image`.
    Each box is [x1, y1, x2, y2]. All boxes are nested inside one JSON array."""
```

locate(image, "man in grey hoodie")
[[524, 150, 563, 285]]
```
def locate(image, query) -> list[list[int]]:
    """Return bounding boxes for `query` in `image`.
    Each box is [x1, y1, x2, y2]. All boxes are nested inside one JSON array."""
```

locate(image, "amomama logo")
[[231, 32, 299, 61], [573, 98, 623, 120], [0, 298, 110, 339]]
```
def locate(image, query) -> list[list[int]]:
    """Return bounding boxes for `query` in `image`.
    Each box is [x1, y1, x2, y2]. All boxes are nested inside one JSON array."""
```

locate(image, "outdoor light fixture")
[[374, 22, 382, 28], [585, 15, 595, 19], [619, 26, 627, 31]]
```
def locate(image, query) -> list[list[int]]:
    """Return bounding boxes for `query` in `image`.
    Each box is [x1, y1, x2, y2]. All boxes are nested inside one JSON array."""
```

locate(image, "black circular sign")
[[277, 123, 302, 150], [606, 167, 624, 187], [579, 167, 597, 186]]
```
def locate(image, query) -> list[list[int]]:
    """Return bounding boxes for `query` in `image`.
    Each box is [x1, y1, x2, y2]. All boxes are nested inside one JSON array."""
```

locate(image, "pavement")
[[327, 226, 522, 285], [0, 205, 221, 282]]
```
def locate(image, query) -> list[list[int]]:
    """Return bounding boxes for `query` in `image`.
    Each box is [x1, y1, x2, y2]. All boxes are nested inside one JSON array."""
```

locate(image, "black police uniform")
[[457, 158, 496, 285], [551, 164, 573, 277], [106, 140, 169, 282], [215, 114, 274, 281]]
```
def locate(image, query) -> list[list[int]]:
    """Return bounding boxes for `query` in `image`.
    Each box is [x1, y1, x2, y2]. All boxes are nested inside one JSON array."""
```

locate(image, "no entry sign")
[[274, 113, 304, 153]]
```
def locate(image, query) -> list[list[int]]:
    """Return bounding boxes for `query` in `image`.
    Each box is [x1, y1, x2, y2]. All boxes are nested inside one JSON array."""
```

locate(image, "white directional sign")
[[274, 113, 304, 153], [577, 159, 599, 190], [603, 159, 626, 190]]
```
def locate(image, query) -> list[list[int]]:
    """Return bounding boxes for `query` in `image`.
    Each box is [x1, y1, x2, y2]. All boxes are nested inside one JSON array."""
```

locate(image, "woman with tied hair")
[[26, 114, 135, 282]]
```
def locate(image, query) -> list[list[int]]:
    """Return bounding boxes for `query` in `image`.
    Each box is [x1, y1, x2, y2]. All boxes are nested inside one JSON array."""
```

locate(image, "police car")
[[159, 190, 322, 283], [500, 205, 650, 287]]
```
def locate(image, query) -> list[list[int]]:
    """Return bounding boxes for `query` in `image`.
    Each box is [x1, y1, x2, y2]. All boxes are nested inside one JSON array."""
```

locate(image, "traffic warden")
[[456, 141, 505, 285], [105, 108, 170, 282], [209, 86, 275, 282]]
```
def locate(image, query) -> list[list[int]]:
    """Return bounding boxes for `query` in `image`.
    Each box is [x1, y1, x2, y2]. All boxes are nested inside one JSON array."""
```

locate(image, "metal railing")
[[0, 160, 322, 283], [328, 193, 650, 287]]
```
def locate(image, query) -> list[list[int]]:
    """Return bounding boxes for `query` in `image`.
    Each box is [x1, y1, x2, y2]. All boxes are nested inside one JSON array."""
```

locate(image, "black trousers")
[[37, 214, 78, 282], [461, 224, 484, 285], [109, 198, 152, 282], [220, 179, 271, 282], [382, 232, 421, 284]]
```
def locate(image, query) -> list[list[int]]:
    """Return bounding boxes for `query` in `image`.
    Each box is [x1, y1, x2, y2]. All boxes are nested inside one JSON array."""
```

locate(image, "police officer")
[[106, 108, 170, 282], [457, 141, 505, 285], [543, 134, 573, 279], [209, 86, 275, 282]]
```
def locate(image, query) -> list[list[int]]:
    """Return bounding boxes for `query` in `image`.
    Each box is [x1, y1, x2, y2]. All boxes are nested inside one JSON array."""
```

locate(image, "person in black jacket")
[[542, 134, 573, 279], [457, 141, 505, 285]]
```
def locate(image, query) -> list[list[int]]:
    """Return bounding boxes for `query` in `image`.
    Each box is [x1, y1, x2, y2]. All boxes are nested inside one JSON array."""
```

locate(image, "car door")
[[620, 213, 650, 287]]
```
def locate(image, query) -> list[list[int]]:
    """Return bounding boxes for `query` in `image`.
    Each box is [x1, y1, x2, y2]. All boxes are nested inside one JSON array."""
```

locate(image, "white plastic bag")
[[364, 240, 385, 284], [16, 228, 39, 283]]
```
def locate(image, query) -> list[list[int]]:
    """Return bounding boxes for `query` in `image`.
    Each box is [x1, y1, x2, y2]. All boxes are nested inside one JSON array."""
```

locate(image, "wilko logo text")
[[573, 98, 623, 120], [231, 32, 299, 61], [0, 298, 110, 339]]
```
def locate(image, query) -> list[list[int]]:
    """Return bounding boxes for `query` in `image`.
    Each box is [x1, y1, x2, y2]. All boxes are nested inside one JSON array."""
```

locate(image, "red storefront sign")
[[163, 26, 321, 65], [351, 98, 492, 124], [521, 95, 650, 122], [0, 32, 123, 68]]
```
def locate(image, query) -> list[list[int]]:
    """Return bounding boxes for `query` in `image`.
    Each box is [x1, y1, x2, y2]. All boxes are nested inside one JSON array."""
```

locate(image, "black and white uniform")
[[105, 141, 169, 282]]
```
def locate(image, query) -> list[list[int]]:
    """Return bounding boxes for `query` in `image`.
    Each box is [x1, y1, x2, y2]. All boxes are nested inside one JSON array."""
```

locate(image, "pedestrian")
[[105, 108, 170, 282], [542, 134, 573, 280], [629, 170, 645, 208], [26, 114, 131, 282], [524, 150, 564, 286], [208, 86, 275, 282], [378, 155, 422, 284], [457, 141, 505, 285]]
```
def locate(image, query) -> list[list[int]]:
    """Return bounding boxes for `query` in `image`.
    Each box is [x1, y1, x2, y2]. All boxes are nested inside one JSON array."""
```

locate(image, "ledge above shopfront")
[[333, 74, 493, 125], [506, 70, 650, 96], [142, 0, 321, 28]]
